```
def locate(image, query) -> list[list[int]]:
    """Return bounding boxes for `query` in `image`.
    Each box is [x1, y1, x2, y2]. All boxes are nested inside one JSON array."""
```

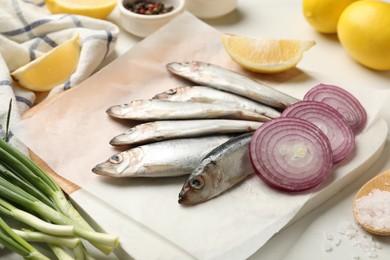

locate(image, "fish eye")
[[109, 154, 123, 164], [190, 177, 204, 190]]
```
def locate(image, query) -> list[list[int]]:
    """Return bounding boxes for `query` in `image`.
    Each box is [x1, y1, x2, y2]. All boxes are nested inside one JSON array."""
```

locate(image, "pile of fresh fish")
[[92, 61, 299, 204]]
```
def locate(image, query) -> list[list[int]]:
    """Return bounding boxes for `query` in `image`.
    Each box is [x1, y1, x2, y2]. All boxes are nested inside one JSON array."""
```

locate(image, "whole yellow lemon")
[[337, 1, 390, 70], [302, 0, 357, 33]]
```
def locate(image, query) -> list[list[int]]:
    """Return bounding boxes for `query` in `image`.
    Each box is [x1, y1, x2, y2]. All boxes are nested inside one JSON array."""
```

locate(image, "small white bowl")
[[186, 0, 237, 19], [119, 0, 186, 38]]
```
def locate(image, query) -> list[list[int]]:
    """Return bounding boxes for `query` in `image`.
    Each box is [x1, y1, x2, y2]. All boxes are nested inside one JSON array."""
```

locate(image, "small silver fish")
[[110, 119, 262, 146], [153, 86, 281, 119], [106, 99, 271, 122], [178, 132, 254, 205], [92, 135, 233, 177], [166, 61, 300, 109]]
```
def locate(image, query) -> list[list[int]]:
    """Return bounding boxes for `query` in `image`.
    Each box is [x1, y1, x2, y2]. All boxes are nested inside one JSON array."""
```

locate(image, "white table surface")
[[3, 0, 390, 259]]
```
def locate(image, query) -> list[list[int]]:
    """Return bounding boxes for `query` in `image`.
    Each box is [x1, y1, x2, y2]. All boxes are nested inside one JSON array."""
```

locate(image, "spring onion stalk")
[[13, 229, 80, 248], [0, 145, 58, 199], [0, 176, 73, 227], [73, 243, 86, 260], [0, 198, 74, 236], [0, 137, 119, 256], [0, 179, 118, 249], [0, 165, 53, 208], [4, 99, 12, 142], [0, 137, 106, 228], [48, 245, 74, 260], [0, 217, 50, 260]]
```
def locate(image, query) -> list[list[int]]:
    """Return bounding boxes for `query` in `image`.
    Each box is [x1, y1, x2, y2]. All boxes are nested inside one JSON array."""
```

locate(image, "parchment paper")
[[14, 12, 390, 259]]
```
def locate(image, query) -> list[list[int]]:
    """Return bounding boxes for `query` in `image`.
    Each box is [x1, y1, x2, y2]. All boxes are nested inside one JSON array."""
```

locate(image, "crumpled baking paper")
[[14, 12, 390, 259]]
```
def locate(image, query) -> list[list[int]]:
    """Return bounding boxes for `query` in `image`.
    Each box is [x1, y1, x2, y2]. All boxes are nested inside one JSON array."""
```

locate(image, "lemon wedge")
[[45, 0, 117, 19], [222, 34, 316, 73], [11, 35, 80, 92]]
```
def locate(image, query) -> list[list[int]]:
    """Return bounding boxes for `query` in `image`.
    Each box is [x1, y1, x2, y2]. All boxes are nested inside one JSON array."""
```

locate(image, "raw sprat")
[[166, 61, 300, 109], [93, 62, 367, 205], [153, 85, 282, 119], [92, 135, 233, 177], [110, 119, 262, 146]]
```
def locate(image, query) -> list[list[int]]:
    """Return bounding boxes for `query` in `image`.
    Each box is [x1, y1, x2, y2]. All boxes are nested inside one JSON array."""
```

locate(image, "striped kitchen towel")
[[0, 0, 119, 149]]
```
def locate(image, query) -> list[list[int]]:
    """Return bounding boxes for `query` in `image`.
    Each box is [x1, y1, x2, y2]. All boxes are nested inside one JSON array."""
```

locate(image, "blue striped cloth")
[[0, 0, 119, 149]]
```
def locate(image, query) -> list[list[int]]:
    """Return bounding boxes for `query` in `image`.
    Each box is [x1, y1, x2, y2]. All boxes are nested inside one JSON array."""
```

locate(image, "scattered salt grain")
[[322, 220, 383, 258], [325, 232, 334, 240], [354, 189, 390, 230], [324, 243, 333, 252]]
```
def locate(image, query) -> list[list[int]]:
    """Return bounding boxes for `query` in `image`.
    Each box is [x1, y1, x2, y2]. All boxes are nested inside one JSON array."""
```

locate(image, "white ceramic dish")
[[186, 0, 237, 19], [119, 0, 186, 38]]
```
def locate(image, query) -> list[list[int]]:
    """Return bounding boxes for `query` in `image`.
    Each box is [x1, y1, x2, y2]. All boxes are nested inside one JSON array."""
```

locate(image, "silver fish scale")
[[153, 86, 281, 119], [179, 133, 254, 204], [166, 61, 300, 109], [106, 99, 271, 122], [110, 119, 262, 146], [93, 135, 234, 177]]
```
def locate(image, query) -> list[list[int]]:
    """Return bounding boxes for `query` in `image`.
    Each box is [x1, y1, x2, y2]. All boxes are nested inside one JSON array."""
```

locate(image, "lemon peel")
[[11, 34, 81, 92], [337, 0, 390, 71], [302, 0, 357, 33], [45, 0, 117, 19], [222, 34, 315, 74]]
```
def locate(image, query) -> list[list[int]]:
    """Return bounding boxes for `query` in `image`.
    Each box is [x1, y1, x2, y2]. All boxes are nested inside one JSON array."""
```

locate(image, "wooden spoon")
[[353, 170, 390, 236]]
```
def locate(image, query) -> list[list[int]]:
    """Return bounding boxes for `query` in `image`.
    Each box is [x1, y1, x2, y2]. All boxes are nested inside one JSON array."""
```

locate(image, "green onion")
[[4, 99, 12, 142], [0, 217, 50, 260], [0, 136, 119, 258], [48, 245, 74, 260], [13, 229, 81, 248], [0, 164, 53, 208]]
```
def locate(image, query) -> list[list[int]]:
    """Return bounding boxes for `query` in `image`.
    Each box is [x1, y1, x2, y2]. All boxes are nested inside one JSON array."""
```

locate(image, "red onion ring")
[[303, 84, 367, 133], [281, 101, 355, 164], [249, 117, 333, 192]]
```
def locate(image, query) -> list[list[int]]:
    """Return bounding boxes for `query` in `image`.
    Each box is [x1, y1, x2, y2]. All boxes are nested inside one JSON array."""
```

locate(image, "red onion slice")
[[281, 101, 355, 164], [249, 117, 333, 192], [303, 84, 367, 133]]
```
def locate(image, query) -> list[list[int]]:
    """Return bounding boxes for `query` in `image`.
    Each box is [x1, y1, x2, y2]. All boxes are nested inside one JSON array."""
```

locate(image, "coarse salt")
[[329, 220, 383, 258], [354, 189, 390, 230]]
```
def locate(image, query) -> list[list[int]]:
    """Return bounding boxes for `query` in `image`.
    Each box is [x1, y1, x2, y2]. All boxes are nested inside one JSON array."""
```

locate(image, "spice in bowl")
[[124, 0, 174, 15]]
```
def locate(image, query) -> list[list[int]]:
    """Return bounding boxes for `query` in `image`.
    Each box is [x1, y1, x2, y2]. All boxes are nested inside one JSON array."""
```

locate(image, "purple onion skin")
[[281, 100, 355, 164], [249, 117, 334, 192], [303, 84, 367, 134]]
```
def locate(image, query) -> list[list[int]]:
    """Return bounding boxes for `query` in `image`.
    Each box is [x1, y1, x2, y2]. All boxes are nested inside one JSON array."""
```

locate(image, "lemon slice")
[[45, 0, 117, 19], [222, 34, 316, 73], [11, 35, 80, 92]]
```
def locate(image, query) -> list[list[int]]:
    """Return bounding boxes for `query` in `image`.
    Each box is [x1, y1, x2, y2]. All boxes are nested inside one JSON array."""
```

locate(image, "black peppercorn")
[[124, 0, 174, 15]]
